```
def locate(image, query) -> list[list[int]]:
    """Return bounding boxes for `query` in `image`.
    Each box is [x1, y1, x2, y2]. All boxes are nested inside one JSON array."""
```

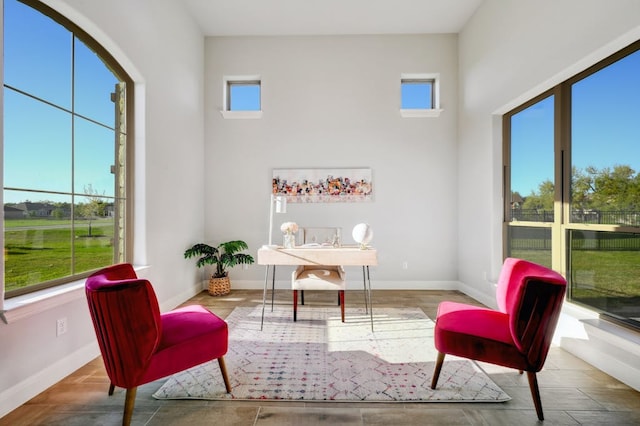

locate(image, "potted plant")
[[184, 240, 255, 296]]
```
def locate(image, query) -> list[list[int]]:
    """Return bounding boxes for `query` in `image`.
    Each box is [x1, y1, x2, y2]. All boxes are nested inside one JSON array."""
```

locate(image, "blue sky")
[[401, 81, 432, 109], [511, 48, 640, 196], [4, 0, 118, 204], [229, 84, 261, 111]]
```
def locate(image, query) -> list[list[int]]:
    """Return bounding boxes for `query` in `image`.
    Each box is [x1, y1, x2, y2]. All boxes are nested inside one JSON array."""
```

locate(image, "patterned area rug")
[[152, 306, 510, 402]]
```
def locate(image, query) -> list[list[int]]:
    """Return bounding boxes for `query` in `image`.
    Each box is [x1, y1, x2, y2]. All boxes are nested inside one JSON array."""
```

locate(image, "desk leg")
[[271, 265, 277, 311], [361, 266, 369, 314], [366, 266, 373, 332], [261, 265, 271, 331]]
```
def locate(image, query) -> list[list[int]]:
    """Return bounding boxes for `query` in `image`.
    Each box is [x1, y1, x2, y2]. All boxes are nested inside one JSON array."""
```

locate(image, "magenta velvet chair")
[[430, 258, 566, 421], [85, 263, 231, 426]]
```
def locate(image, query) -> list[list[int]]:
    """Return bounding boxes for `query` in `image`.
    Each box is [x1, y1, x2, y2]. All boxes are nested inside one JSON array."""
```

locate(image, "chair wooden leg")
[[339, 290, 345, 322], [526, 371, 544, 421], [122, 387, 137, 426], [430, 351, 446, 389], [293, 290, 298, 321], [218, 356, 232, 393], [108, 383, 115, 395]]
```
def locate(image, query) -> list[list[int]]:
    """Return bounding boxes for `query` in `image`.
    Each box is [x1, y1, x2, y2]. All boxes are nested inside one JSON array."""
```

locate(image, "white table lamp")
[[268, 194, 287, 246]]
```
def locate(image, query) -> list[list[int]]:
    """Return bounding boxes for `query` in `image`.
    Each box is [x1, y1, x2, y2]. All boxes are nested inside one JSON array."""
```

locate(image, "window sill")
[[581, 318, 640, 353], [220, 110, 263, 119], [2, 280, 86, 324], [1, 265, 150, 324], [400, 108, 443, 118]]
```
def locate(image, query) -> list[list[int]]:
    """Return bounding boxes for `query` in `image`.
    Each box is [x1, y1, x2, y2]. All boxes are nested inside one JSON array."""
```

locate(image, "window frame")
[[221, 75, 263, 119], [503, 38, 640, 327], [400, 73, 442, 118], [3, 0, 134, 298]]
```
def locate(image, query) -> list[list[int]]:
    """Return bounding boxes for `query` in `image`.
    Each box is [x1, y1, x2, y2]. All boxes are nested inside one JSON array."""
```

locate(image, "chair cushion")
[[141, 305, 228, 383], [433, 301, 531, 371], [292, 268, 345, 290]]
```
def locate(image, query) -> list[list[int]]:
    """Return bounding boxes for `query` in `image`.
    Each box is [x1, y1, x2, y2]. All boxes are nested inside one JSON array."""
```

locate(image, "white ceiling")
[[180, 0, 483, 36]]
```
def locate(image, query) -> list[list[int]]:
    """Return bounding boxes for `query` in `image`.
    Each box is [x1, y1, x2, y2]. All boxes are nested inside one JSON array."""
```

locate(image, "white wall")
[[0, 0, 206, 416], [204, 35, 460, 289], [458, 0, 640, 389]]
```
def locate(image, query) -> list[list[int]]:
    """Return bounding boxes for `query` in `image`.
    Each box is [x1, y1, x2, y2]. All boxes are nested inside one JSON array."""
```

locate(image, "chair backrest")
[[85, 263, 162, 388], [496, 258, 567, 370]]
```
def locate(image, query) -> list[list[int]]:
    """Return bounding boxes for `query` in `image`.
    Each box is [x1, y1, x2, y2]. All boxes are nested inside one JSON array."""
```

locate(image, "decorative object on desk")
[[272, 168, 373, 203], [268, 194, 287, 246], [352, 223, 373, 249], [153, 306, 510, 403], [184, 241, 254, 296], [280, 221, 299, 248], [302, 227, 342, 247]]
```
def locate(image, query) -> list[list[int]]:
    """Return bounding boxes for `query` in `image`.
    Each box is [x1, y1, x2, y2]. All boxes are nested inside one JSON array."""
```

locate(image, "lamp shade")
[[352, 223, 373, 248]]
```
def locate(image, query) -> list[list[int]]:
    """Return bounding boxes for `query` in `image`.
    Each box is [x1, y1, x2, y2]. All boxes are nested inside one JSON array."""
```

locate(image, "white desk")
[[257, 246, 378, 330]]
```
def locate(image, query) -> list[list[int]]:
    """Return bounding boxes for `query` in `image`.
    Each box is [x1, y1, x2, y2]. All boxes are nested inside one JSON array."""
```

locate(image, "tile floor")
[[2, 290, 640, 425]]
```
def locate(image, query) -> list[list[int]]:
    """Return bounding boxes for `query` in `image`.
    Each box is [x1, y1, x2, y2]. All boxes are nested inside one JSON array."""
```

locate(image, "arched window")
[[3, 0, 133, 297]]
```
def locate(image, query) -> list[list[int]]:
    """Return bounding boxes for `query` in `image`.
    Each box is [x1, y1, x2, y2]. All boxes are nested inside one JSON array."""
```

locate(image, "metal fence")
[[511, 209, 640, 227], [509, 225, 640, 251]]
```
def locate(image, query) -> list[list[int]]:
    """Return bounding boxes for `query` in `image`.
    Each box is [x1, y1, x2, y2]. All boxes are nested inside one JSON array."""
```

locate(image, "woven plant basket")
[[208, 276, 231, 296]]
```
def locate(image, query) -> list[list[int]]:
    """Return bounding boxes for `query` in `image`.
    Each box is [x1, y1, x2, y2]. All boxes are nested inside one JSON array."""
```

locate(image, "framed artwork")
[[272, 168, 373, 203]]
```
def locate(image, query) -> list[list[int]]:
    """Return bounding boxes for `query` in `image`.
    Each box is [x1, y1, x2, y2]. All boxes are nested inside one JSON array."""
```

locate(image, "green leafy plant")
[[184, 240, 254, 278]]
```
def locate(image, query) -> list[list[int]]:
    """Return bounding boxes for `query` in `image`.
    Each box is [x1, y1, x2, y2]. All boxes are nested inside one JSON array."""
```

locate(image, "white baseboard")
[[456, 281, 497, 309]]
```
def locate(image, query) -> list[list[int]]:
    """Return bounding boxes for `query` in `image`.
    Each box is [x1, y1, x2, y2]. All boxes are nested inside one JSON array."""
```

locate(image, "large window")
[[504, 40, 640, 330], [3, 0, 132, 297], [505, 94, 556, 268]]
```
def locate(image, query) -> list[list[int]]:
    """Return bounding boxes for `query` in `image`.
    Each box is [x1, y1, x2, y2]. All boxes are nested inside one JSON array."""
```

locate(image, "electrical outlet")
[[56, 318, 68, 336], [402, 261, 409, 270]]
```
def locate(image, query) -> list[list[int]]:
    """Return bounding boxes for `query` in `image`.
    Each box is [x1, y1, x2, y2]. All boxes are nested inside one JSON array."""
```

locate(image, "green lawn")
[[6, 223, 640, 303], [4, 219, 115, 292], [511, 248, 640, 299]]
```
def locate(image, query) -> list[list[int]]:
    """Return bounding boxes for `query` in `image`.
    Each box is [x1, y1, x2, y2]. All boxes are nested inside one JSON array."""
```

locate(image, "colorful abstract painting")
[[272, 168, 373, 203]]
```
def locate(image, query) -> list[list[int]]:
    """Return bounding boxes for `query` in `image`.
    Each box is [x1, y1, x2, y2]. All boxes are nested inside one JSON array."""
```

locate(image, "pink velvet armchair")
[[430, 258, 566, 420], [85, 263, 231, 426]]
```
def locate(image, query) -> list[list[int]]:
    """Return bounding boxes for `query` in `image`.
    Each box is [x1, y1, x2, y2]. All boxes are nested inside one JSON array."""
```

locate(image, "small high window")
[[221, 75, 262, 119], [402, 79, 433, 109], [400, 73, 442, 118]]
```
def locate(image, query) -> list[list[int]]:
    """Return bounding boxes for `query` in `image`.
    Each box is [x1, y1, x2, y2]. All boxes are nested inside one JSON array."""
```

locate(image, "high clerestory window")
[[400, 73, 442, 118], [221, 75, 262, 119], [504, 39, 640, 330], [3, 0, 133, 299]]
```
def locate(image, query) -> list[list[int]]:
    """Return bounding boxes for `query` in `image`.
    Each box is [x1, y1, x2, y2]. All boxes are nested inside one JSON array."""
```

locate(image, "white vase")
[[283, 233, 295, 248]]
